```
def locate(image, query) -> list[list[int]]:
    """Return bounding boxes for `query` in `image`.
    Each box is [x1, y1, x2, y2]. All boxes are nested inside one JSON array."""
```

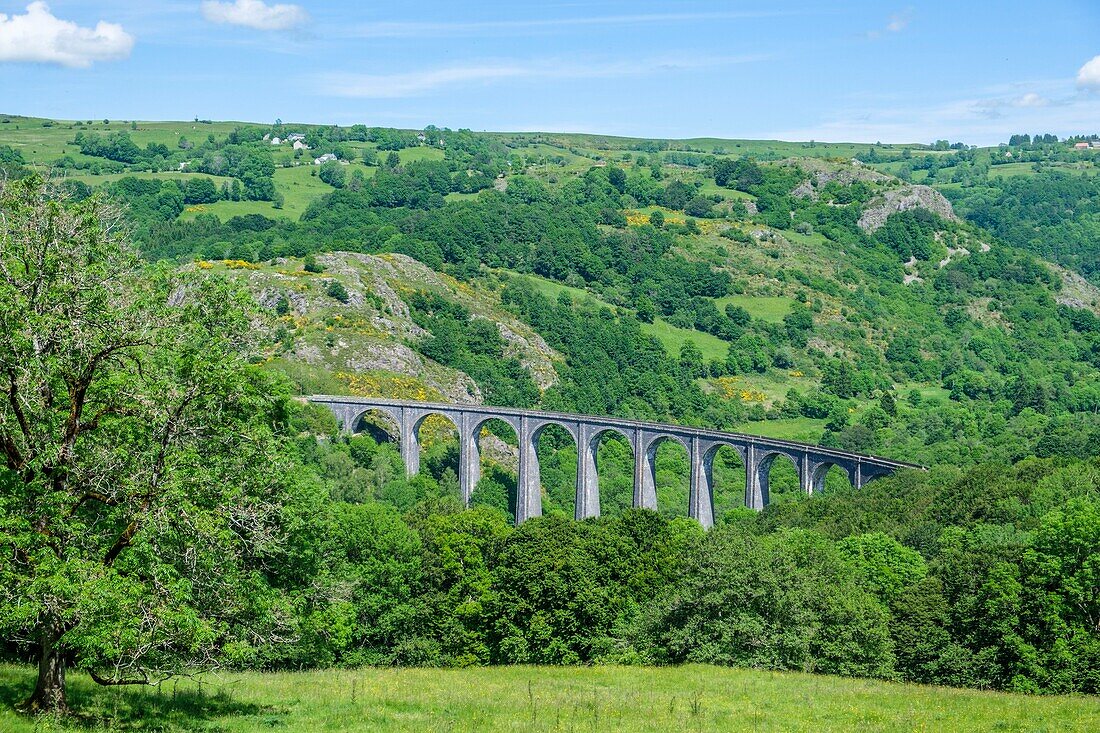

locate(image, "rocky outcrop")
[[221, 252, 562, 403], [1050, 263, 1100, 314], [858, 185, 958, 232], [787, 158, 891, 200]]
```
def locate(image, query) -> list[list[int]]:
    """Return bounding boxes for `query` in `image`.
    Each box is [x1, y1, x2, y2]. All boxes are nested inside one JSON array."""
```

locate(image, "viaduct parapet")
[[309, 396, 923, 528]]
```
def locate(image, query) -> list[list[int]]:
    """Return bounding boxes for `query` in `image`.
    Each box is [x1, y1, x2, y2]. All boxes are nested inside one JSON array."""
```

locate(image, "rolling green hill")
[[4, 120, 1100, 722], [6, 114, 1096, 470]]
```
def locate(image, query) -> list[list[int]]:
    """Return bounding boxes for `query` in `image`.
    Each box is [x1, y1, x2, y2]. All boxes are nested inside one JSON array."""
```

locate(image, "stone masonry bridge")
[[310, 396, 923, 528]]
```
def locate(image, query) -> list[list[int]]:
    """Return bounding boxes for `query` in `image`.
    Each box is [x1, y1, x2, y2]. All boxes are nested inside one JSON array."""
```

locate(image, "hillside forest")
[[1, 116, 1099, 714]]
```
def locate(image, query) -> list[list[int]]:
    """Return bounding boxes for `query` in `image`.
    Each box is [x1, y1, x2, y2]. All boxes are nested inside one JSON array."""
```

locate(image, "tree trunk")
[[21, 621, 67, 715]]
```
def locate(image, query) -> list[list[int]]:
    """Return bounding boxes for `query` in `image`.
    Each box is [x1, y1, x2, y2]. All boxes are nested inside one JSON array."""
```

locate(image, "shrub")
[[326, 279, 350, 303]]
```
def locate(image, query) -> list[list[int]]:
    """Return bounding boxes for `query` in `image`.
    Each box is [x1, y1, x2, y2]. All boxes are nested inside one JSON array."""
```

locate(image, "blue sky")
[[2, 0, 1099, 144]]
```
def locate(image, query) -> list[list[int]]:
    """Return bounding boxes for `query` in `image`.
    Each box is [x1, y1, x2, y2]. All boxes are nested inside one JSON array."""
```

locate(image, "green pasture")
[[714, 295, 795, 323], [398, 146, 446, 163], [505, 271, 616, 309], [641, 318, 729, 361], [2, 664, 1095, 733], [735, 417, 827, 443]]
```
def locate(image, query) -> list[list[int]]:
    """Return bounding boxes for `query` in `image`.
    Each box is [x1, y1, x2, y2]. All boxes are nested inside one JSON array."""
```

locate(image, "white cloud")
[[1077, 55, 1100, 90], [868, 7, 913, 39], [885, 10, 911, 32], [0, 2, 133, 68], [1012, 92, 1050, 108], [319, 55, 766, 98], [349, 11, 796, 38], [770, 84, 1100, 146], [201, 0, 307, 31], [324, 65, 527, 98], [972, 91, 1054, 118]]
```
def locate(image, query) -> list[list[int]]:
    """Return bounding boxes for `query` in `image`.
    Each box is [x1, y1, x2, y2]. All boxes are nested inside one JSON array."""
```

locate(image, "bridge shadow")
[[0, 668, 274, 730]]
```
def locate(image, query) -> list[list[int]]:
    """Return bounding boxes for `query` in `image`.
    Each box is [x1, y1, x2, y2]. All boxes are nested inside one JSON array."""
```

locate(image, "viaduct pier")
[[310, 396, 923, 528]]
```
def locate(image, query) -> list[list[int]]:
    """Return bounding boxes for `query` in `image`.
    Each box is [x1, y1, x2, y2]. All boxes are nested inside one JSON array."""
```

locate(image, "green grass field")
[[641, 318, 729, 361], [59, 170, 237, 187], [505, 272, 617, 309], [714, 295, 795, 324], [178, 163, 378, 221], [735, 417, 827, 443], [398, 146, 446, 163], [695, 181, 755, 199], [1, 664, 1095, 732], [0, 117, 246, 163]]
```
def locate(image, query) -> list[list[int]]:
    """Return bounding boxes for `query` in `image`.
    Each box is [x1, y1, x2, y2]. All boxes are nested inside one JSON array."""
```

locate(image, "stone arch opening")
[[759, 452, 801, 506], [810, 462, 853, 496], [646, 434, 691, 519], [350, 407, 400, 444], [582, 428, 635, 519], [411, 411, 462, 500], [534, 422, 577, 518], [469, 417, 520, 524], [342, 408, 405, 505], [705, 443, 747, 519]]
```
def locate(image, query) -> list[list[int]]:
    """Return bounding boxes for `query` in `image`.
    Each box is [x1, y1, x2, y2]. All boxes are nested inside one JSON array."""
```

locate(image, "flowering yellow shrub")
[[715, 376, 767, 402], [221, 259, 260, 270], [325, 315, 382, 336], [196, 260, 214, 270], [788, 370, 804, 377], [625, 211, 721, 235], [335, 372, 453, 445], [335, 371, 442, 402]]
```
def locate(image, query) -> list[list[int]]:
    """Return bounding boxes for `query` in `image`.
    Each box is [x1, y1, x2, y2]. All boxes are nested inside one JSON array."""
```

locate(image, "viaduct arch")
[[312, 396, 923, 528]]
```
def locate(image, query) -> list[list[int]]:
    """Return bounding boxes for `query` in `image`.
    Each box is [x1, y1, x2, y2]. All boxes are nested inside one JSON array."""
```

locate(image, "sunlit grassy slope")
[[1, 664, 1096, 733]]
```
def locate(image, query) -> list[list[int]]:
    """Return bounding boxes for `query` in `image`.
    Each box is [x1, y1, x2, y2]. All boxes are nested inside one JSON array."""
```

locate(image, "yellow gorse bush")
[[334, 372, 455, 445], [625, 211, 722, 235], [715, 376, 767, 402], [335, 371, 442, 402]]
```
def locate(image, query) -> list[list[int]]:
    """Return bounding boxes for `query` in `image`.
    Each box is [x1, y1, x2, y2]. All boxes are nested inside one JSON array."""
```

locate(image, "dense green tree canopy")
[[0, 177, 303, 713]]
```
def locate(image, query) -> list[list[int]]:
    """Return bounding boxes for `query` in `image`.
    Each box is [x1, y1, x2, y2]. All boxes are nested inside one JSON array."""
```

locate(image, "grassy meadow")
[[715, 294, 795, 323], [2, 664, 1096, 732], [640, 317, 730, 361]]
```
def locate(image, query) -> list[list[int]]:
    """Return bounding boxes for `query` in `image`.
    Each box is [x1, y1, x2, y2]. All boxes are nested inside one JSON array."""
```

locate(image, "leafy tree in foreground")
[[0, 176, 295, 714]]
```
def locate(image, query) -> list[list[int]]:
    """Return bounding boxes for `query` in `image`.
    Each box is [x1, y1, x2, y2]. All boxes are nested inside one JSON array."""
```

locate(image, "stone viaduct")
[[309, 396, 923, 529]]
